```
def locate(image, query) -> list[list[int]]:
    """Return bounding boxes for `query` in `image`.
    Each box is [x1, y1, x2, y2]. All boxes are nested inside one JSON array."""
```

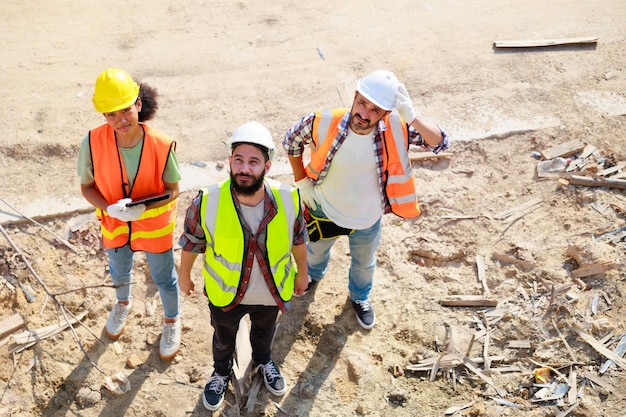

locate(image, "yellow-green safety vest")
[[199, 178, 299, 308]]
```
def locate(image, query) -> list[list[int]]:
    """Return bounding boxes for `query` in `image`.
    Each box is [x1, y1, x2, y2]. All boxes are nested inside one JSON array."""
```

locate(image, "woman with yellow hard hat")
[[77, 68, 182, 360]]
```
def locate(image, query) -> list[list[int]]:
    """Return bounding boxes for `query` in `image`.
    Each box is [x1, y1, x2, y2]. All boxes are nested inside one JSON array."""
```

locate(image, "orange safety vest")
[[89, 123, 178, 251], [306, 109, 421, 218]]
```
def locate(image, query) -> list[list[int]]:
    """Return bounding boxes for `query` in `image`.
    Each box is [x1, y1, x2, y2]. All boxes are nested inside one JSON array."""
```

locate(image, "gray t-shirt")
[[239, 199, 277, 307]]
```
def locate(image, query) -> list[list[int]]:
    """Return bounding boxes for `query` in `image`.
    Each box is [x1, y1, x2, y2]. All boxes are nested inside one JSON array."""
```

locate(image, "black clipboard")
[[125, 192, 171, 207]]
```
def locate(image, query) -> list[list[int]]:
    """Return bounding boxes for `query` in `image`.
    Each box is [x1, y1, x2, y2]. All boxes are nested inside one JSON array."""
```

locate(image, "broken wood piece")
[[430, 351, 445, 382], [409, 151, 453, 161], [583, 371, 614, 393], [571, 261, 619, 278], [598, 162, 626, 177], [439, 295, 497, 307], [444, 400, 476, 415], [406, 354, 507, 371], [246, 373, 263, 412], [600, 333, 626, 374], [462, 357, 506, 397], [552, 318, 578, 363], [568, 174, 626, 190], [580, 143, 597, 159], [0, 313, 27, 340], [556, 402, 578, 417], [494, 36, 598, 48], [493, 197, 542, 221], [475, 256, 490, 295], [492, 252, 535, 269], [12, 311, 88, 346], [566, 244, 586, 267], [409, 248, 466, 261], [481, 312, 491, 371], [540, 140, 586, 160], [568, 368, 577, 405], [571, 322, 626, 370], [507, 340, 531, 349]]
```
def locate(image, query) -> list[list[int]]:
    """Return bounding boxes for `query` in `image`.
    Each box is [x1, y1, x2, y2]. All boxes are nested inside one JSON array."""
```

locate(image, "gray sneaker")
[[105, 301, 132, 339], [159, 319, 181, 361]]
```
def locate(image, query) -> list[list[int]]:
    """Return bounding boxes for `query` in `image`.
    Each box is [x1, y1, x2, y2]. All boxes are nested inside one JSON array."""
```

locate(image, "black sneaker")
[[255, 360, 287, 396], [352, 299, 376, 329], [303, 277, 319, 295], [202, 372, 229, 411]]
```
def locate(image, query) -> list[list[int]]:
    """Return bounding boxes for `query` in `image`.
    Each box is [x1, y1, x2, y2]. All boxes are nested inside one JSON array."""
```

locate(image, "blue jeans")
[[106, 245, 180, 319], [307, 209, 382, 302]]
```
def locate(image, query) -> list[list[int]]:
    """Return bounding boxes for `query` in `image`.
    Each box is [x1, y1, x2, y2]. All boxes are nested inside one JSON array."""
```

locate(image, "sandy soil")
[[1, 1, 626, 416]]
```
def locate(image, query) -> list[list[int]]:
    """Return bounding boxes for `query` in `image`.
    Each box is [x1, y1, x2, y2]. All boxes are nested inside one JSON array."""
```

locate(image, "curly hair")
[[137, 82, 159, 122]]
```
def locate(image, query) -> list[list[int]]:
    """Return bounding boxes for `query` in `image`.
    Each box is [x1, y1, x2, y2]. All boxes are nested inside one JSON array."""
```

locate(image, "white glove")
[[295, 178, 320, 209], [106, 199, 146, 222], [395, 83, 417, 124]]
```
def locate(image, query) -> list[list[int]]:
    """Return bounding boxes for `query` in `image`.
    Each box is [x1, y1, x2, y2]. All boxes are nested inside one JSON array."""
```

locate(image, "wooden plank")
[[409, 151, 453, 162], [0, 313, 27, 339], [571, 261, 619, 278], [494, 36, 598, 48], [540, 140, 586, 160], [439, 295, 498, 307], [568, 175, 626, 190]]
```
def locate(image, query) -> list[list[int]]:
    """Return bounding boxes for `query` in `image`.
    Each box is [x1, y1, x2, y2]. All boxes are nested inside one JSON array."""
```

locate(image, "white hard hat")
[[228, 121, 275, 160], [356, 70, 399, 111]]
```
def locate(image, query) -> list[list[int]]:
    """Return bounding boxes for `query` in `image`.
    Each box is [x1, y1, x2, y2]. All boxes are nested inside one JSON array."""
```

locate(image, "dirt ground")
[[1, 1, 626, 416]]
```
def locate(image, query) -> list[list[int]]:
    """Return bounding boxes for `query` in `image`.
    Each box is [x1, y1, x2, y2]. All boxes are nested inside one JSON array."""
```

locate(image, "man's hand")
[[106, 198, 146, 222], [395, 83, 417, 124], [292, 271, 309, 297], [295, 177, 320, 209], [178, 273, 195, 296]]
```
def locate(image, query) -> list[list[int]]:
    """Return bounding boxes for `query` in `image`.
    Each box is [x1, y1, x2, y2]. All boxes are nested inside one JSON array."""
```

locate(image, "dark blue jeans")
[[209, 303, 279, 376]]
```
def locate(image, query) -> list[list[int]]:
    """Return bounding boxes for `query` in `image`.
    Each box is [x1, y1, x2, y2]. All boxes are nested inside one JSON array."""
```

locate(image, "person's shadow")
[[242, 284, 359, 417]]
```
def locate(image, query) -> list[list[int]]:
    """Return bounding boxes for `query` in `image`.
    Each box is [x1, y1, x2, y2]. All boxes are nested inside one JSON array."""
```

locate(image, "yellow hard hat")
[[92, 68, 140, 113]]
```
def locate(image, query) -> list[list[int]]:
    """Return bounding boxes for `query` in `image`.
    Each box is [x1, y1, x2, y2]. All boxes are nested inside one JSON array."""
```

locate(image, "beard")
[[230, 170, 265, 196], [349, 112, 375, 134]]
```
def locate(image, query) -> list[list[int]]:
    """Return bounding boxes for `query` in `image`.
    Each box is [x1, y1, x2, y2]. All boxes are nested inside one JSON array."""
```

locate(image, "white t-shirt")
[[238, 200, 277, 307], [315, 129, 383, 229]]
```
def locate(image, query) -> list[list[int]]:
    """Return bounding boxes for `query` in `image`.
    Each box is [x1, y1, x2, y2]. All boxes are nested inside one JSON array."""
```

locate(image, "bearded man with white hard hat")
[[283, 70, 449, 329], [178, 121, 309, 412]]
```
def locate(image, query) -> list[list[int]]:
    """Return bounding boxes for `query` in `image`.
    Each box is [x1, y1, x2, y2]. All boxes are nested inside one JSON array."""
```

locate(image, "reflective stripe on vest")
[[306, 109, 421, 218], [90, 123, 178, 250], [200, 178, 299, 308]]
